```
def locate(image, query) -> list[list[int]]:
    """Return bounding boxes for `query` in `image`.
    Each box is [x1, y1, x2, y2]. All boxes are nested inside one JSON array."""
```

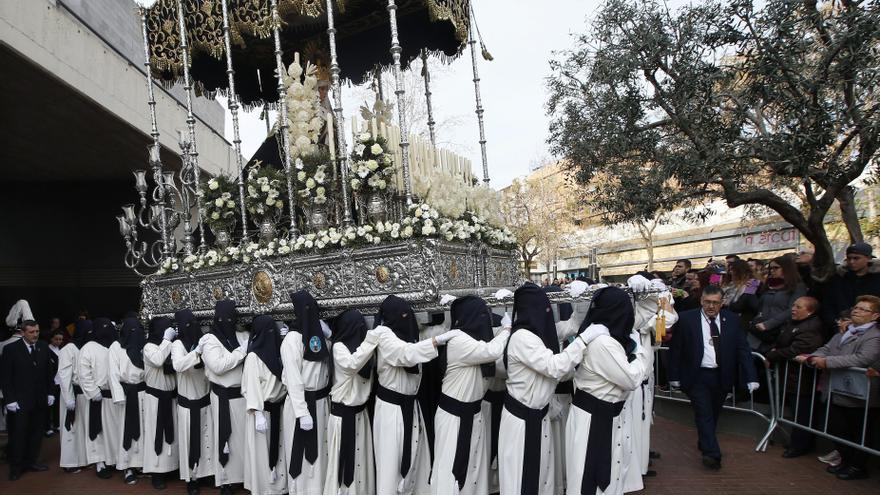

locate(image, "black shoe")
[[645, 470, 657, 477], [63, 467, 82, 474], [186, 480, 200, 495], [219, 485, 233, 495], [27, 463, 48, 472], [9, 470, 22, 481], [782, 448, 808, 458], [826, 464, 847, 475], [151, 473, 167, 490], [836, 466, 869, 480], [124, 469, 137, 485], [702, 456, 721, 470], [96, 467, 113, 479], [649, 451, 661, 459]]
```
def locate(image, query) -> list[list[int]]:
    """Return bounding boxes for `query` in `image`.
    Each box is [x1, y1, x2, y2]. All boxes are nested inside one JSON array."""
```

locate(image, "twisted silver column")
[[421, 50, 436, 147], [326, 0, 354, 226], [174, 0, 207, 250], [386, 0, 413, 204], [468, 11, 489, 185], [269, 0, 300, 236], [220, 0, 250, 240]]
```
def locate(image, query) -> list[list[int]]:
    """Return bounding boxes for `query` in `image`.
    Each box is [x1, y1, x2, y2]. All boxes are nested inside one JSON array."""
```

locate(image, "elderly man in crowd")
[[797, 295, 880, 480]]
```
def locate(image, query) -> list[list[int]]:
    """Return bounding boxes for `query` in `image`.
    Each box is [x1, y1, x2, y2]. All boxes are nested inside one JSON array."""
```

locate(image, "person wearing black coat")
[[764, 297, 826, 458], [0, 320, 54, 480], [818, 243, 880, 339]]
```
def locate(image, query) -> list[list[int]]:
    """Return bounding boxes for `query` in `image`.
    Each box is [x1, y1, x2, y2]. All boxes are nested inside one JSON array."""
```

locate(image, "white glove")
[[320, 320, 332, 339], [648, 279, 668, 292], [299, 415, 314, 431], [747, 382, 760, 393], [629, 330, 644, 354], [236, 343, 248, 355], [500, 312, 512, 329], [627, 274, 651, 292], [439, 294, 457, 306], [494, 289, 514, 300], [254, 410, 268, 433], [568, 280, 589, 298], [278, 324, 290, 337], [48, 395, 55, 407], [66, 399, 76, 411], [194, 342, 205, 355], [5, 402, 20, 412], [435, 329, 465, 345], [198, 334, 212, 347], [163, 327, 178, 341], [578, 324, 609, 346]]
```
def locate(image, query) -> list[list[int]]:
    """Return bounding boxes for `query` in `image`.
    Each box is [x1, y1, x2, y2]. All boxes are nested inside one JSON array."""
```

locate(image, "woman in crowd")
[[750, 256, 806, 353], [171, 309, 214, 495], [324, 309, 382, 495], [724, 260, 761, 329]]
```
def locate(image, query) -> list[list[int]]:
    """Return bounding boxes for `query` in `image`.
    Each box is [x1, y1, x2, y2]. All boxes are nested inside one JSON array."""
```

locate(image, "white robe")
[[281, 331, 332, 495], [430, 329, 510, 495], [498, 327, 586, 495], [109, 341, 146, 470], [201, 331, 249, 486], [565, 330, 647, 495], [171, 340, 215, 482], [78, 341, 123, 466], [242, 355, 288, 495], [323, 333, 379, 495], [142, 340, 179, 473], [57, 343, 87, 468], [549, 371, 574, 495], [373, 331, 439, 495]]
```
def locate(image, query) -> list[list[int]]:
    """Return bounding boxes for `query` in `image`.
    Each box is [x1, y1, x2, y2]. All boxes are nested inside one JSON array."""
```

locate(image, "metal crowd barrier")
[[774, 360, 879, 457], [652, 347, 777, 452], [652, 347, 879, 457]]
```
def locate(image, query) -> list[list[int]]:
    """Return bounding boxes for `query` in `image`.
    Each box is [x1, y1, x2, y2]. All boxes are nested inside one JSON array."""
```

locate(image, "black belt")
[[503, 394, 549, 495], [121, 382, 146, 451], [146, 386, 177, 456], [483, 389, 505, 467], [88, 388, 113, 441], [571, 389, 625, 495], [377, 385, 419, 479], [289, 384, 332, 479], [211, 383, 242, 466], [555, 380, 574, 395], [66, 385, 83, 431], [178, 393, 211, 471], [263, 395, 287, 471], [438, 394, 483, 490], [330, 401, 368, 489]]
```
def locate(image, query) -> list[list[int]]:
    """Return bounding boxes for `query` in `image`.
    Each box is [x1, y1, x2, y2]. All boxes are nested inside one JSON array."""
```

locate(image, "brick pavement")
[[0, 416, 877, 494]]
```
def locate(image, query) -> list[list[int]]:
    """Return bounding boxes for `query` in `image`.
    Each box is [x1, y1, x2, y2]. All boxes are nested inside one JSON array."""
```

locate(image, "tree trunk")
[[837, 186, 864, 244], [804, 218, 837, 283], [646, 239, 655, 272]]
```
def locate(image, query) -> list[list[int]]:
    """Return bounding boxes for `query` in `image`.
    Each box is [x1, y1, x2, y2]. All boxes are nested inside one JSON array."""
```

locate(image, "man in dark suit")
[[1, 320, 54, 480], [668, 285, 758, 470]]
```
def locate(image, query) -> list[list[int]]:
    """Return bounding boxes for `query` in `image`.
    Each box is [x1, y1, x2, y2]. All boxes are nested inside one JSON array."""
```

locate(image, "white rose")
[[358, 132, 371, 142], [226, 201, 235, 209], [297, 171, 306, 181], [305, 240, 314, 249], [261, 185, 270, 193], [208, 180, 219, 190], [266, 197, 275, 206], [275, 200, 283, 208], [370, 143, 383, 155], [373, 236, 382, 245], [306, 178, 316, 189], [214, 198, 224, 207], [366, 160, 379, 171], [402, 226, 413, 238], [211, 212, 220, 220]]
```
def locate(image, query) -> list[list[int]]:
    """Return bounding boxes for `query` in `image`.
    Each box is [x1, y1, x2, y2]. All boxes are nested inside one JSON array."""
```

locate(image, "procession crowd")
[[0, 242, 878, 494]]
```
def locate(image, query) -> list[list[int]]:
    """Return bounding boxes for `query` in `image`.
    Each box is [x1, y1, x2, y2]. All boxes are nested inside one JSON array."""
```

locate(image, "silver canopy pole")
[[325, 0, 354, 226], [269, 0, 300, 237], [220, 0, 250, 241], [421, 50, 437, 147], [386, 0, 413, 204], [468, 8, 490, 186]]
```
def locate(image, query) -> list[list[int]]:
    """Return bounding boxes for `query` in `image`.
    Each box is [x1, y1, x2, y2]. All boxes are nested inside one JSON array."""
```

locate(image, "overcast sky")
[[224, 0, 604, 189]]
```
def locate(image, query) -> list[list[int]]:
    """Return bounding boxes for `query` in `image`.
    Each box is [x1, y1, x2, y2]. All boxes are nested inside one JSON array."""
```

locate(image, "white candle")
[[327, 114, 336, 158], [370, 118, 377, 139]]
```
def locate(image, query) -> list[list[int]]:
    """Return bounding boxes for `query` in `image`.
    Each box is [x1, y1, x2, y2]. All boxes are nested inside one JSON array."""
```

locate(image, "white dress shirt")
[[699, 311, 720, 369]]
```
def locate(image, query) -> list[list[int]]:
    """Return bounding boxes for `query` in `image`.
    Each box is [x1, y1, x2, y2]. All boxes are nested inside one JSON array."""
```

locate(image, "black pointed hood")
[[290, 290, 330, 363], [247, 315, 283, 380]]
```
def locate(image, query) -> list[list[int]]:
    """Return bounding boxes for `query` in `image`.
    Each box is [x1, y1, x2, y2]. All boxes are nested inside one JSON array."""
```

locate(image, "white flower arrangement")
[[292, 154, 332, 205], [245, 162, 285, 221], [284, 55, 324, 160], [349, 134, 395, 193], [200, 175, 240, 232]]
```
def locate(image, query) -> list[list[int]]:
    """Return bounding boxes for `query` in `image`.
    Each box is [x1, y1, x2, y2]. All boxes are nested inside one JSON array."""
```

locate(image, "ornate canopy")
[[145, 0, 470, 106]]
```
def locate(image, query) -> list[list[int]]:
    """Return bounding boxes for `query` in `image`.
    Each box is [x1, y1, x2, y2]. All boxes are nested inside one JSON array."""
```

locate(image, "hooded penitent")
[[211, 299, 240, 352], [377, 294, 420, 373], [73, 319, 93, 349], [543, 284, 574, 322], [505, 282, 559, 368], [148, 316, 175, 374], [119, 316, 146, 369], [92, 317, 117, 348], [290, 291, 330, 363], [578, 286, 636, 359], [331, 309, 373, 379], [445, 295, 495, 377]]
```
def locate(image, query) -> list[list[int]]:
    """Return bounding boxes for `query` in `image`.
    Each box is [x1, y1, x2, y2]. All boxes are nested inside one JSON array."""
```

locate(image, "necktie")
[[28, 344, 33, 354], [709, 317, 721, 366]]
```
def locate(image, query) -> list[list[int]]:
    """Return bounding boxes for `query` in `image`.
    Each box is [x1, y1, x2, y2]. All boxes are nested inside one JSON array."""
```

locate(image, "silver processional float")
[[119, 0, 636, 323]]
